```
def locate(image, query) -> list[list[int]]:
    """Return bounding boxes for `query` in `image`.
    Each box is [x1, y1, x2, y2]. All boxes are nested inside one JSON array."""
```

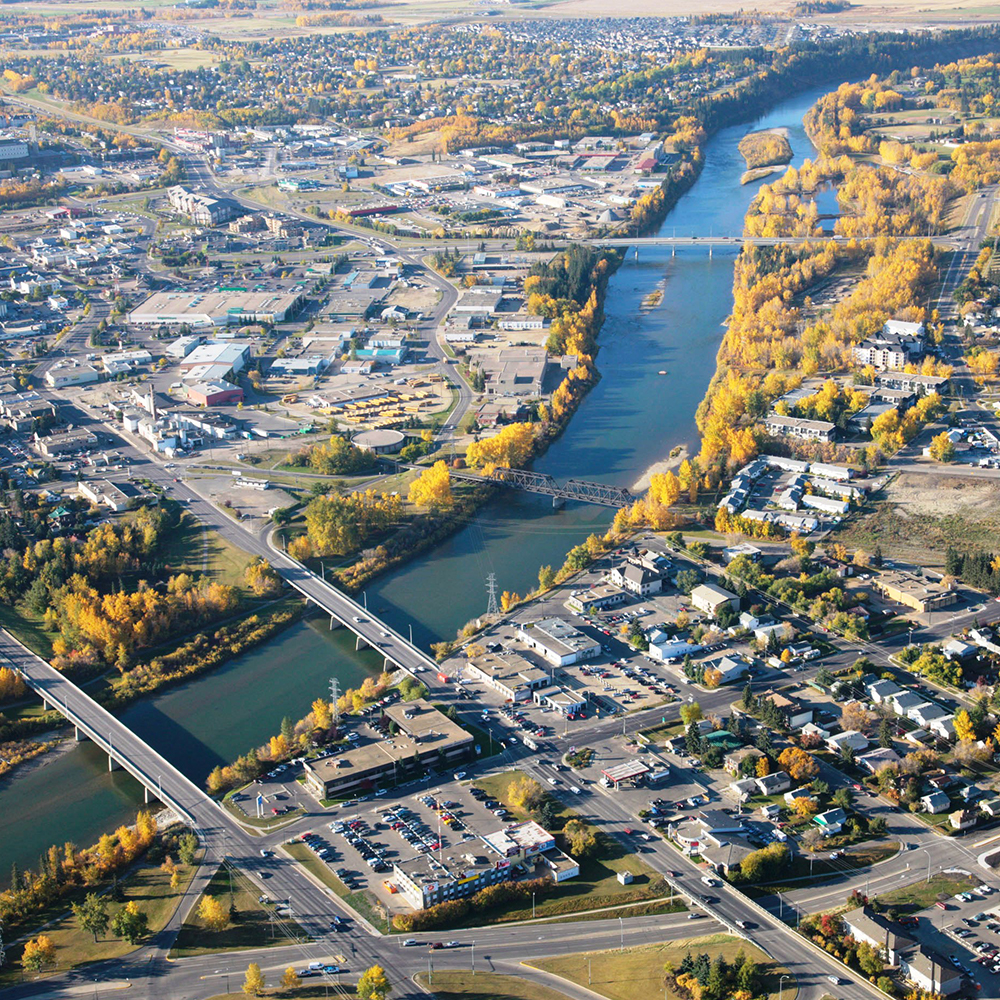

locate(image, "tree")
[[244, 556, 281, 596], [954, 707, 976, 742], [110, 901, 148, 944], [832, 787, 854, 810], [685, 721, 703, 755], [407, 461, 453, 509], [680, 701, 703, 726], [280, 967, 299, 988], [928, 431, 956, 463], [507, 776, 544, 813], [357, 964, 392, 1000], [178, 833, 198, 865], [243, 962, 265, 997], [198, 894, 229, 933], [878, 717, 894, 748], [21, 935, 56, 972], [312, 696, 332, 730], [842, 702, 874, 733], [778, 747, 818, 781], [72, 892, 110, 942], [563, 818, 598, 858], [538, 564, 555, 591]]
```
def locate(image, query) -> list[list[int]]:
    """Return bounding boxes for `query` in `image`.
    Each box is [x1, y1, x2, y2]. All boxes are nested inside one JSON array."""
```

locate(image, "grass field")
[[170, 863, 309, 957], [529, 935, 796, 1000], [0, 602, 55, 658], [0, 855, 198, 986], [873, 872, 976, 913], [469, 772, 678, 923], [416, 971, 572, 1000], [158, 511, 252, 587]]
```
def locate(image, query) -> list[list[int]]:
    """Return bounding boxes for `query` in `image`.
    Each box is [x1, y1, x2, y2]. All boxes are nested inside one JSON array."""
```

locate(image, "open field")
[[835, 473, 1000, 566], [171, 863, 309, 957], [158, 511, 253, 587], [528, 935, 795, 1000], [416, 971, 572, 1000], [0, 854, 199, 987], [873, 871, 977, 913]]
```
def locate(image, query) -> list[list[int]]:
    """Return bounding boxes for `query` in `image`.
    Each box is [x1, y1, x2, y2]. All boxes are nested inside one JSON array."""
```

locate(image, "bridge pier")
[[355, 635, 365, 651], [74, 726, 89, 742], [552, 496, 564, 509], [671, 245, 675, 258], [108, 755, 122, 772], [329, 614, 342, 631], [709, 245, 713, 259]]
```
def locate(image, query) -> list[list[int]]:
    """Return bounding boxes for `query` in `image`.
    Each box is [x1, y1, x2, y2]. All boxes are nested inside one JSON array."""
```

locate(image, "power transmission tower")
[[329, 677, 340, 728], [486, 573, 499, 617]]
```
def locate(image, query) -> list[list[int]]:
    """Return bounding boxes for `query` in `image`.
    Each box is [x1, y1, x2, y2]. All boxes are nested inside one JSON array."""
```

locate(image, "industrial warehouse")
[[127, 289, 304, 328]]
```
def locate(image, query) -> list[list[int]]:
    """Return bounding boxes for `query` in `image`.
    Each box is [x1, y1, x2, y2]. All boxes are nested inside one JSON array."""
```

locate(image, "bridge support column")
[[709, 245, 713, 259], [144, 786, 154, 804], [108, 755, 121, 772], [355, 635, 365, 651], [74, 726, 89, 742], [329, 615, 342, 631], [671, 245, 675, 258], [552, 496, 564, 509]]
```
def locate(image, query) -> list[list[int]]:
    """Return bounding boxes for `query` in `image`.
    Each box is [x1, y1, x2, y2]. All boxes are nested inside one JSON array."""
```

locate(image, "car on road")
[[403, 939, 418, 947], [827, 976, 841, 985]]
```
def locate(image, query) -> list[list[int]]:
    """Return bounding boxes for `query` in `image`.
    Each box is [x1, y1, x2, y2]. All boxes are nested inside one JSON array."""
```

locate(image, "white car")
[[701, 876, 717, 887], [453, 771, 467, 780]]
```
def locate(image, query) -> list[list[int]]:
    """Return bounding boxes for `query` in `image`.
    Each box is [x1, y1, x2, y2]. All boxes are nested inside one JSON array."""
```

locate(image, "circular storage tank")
[[352, 428, 406, 454]]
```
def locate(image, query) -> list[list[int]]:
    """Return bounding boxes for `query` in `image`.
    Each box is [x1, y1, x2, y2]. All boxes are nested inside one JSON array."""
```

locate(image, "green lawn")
[[528, 935, 796, 1000], [0, 855, 199, 986], [469, 772, 678, 923], [416, 971, 572, 1000], [158, 511, 253, 587], [170, 864, 309, 957], [0, 602, 54, 658], [873, 872, 976, 913], [741, 842, 900, 896]]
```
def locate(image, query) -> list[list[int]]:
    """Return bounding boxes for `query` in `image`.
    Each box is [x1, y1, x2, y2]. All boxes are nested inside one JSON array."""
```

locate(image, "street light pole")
[[619, 915, 624, 951], [532, 892, 536, 920], [779, 975, 788, 1000]]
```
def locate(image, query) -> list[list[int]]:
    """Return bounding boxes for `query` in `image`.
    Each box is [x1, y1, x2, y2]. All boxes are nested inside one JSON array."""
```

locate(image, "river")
[[1, 81, 834, 881]]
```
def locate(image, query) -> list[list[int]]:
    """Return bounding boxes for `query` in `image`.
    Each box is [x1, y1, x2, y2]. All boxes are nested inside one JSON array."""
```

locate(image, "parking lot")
[[921, 881, 1000, 994]]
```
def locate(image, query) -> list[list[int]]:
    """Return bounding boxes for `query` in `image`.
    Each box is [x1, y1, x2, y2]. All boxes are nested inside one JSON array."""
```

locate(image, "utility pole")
[[330, 677, 341, 729], [486, 573, 499, 617]]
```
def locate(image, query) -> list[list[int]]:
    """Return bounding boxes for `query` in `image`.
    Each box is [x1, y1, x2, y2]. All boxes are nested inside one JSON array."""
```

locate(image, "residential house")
[[826, 730, 869, 754], [950, 808, 978, 831], [755, 771, 791, 795], [724, 746, 764, 776], [920, 791, 950, 815], [813, 807, 847, 837], [868, 678, 903, 705], [857, 748, 901, 774]]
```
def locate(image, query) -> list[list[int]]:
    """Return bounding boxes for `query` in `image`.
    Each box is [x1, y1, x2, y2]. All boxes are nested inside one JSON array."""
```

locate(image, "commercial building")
[[179, 341, 252, 375], [302, 700, 473, 799], [465, 651, 549, 703], [609, 562, 662, 596], [392, 819, 577, 912], [186, 381, 244, 407], [390, 849, 514, 912], [128, 290, 303, 328], [899, 947, 963, 996], [167, 185, 240, 226], [566, 582, 627, 613], [515, 618, 601, 667], [45, 365, 100, 389], [481, 820, 578, 882], [690, 583, 739, 617], [79, 478, 139, 512], [35, 428, 98, 457], [874, 571, 958, 614]]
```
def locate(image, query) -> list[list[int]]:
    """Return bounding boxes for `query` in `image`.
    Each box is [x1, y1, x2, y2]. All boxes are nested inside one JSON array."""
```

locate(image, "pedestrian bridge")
[[444, 466, 634, 508]]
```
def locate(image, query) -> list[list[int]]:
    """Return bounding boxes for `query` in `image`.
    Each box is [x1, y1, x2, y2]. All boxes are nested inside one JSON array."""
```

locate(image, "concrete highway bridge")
[[589, 233, 956, 249]]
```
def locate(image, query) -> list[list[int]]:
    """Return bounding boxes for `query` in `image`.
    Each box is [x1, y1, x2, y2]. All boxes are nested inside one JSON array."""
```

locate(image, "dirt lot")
[[836, 472, 1000, 566], [385, 285, 441, 314]]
